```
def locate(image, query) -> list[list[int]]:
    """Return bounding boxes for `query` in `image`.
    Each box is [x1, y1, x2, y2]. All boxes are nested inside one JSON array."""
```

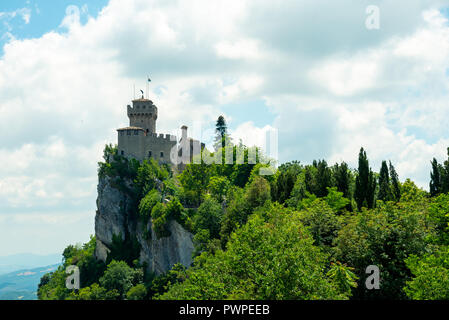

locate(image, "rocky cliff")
[[94, 175, 194, 275]]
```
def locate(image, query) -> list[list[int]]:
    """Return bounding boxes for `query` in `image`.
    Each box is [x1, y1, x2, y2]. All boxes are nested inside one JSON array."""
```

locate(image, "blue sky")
[[0, 0, 108, 51], [1, 0, 449, 256]]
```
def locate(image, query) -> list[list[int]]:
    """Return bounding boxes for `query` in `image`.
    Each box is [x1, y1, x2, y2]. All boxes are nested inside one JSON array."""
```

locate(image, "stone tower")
[[127, 98, 158, 134]]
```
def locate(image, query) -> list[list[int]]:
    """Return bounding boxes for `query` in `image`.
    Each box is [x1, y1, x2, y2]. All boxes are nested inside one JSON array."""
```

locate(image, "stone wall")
[[117, 130, 177, 164]]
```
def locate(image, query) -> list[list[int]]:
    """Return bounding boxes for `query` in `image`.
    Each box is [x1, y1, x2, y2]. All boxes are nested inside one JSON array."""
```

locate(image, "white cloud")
[[0, 7, 31, 32], [1, 0, 449, 254], [215, 38, 264, 60]]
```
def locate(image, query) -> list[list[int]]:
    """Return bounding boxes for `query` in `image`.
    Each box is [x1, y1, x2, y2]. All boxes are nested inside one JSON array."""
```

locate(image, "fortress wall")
[[118, 129, 145, 160], [118, 130, 177, 165], [143, 135, 177, 164]]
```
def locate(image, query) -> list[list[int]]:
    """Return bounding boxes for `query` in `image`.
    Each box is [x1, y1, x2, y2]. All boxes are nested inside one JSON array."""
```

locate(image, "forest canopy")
[[38, 116, 449, 301]]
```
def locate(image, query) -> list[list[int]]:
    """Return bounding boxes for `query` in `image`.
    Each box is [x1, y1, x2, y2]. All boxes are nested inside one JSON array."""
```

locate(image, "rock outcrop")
[[94, 175, 194, 275]]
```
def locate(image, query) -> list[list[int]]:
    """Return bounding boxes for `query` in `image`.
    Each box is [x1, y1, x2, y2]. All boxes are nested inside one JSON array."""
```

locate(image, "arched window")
[[160, 152, 164, 158], [148, 151, 152, 158]]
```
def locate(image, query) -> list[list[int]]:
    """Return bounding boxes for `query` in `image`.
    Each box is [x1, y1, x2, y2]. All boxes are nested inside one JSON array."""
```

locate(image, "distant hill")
[[0, 264, 60, 300], [0, 253, 61, 275]]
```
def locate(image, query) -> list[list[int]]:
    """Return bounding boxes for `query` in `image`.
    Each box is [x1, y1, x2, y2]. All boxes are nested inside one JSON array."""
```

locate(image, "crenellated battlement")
[[125, 98, 158, 134]]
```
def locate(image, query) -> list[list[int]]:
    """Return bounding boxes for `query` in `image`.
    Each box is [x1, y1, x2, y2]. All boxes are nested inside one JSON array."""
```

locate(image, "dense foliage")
[[38, 116, 449, 300]]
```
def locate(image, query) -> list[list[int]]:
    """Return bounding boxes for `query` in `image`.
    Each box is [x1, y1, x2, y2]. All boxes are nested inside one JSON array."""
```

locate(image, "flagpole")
[[147, 75, 150, 99]]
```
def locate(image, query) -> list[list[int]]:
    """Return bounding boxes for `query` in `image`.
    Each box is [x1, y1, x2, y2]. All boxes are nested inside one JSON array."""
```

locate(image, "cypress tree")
[[316, 160, 332, 197], [430, 158, 441, 197], [378, 160, 391, 202], [355, 148, 377, 210], [214, 115, 228, 151], [216, 115, 227, 137], [389, 161, 401, 202]]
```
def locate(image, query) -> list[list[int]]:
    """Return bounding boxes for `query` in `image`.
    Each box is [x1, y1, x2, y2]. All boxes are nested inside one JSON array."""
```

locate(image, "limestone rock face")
[[94, 175, 194, 275], [95, 176, 129, 247], [137, 220, 194, 275]]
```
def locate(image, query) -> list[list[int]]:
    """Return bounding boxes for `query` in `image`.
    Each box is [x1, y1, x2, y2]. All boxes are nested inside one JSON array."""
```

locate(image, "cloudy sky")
[[1, 0, 449, 256]]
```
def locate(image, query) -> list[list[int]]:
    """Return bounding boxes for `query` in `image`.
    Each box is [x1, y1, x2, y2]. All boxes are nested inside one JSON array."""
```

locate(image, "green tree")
[[37, 266, 71, 300], [354, 148, 377, 210], [194, 197, 223, 239], [179, 161, 211, 205], [404, 246, 449, 300], [298, 198, 342, 249], [220, 187, 250, 247], [272, 161, 302, 203], [430, 158, 442, 197], [333, 162, 351, 199], [147, 264, 186, 298], [324, 187, 350, 213], [245, 176, 271, 209], [315, 160, 332, 197], [285, 172, 308, 208], [334, 201, 431, 299], [151, 203, 170, 238], [378, 160, 392, 202], [389, 161, 401, 202], [429, 149, 449, 196], [107, 233, 141, 266], [214, 115, 228, 151], [400, 179, 427, 202], [99, 260, 143, 299], [327, 262, 358, 296], [126, 284, 147, 300], [38, 237, 106, 300], [304, 165, 319, 196], [208, 176, 230, 203], [159, 208, 348, 300], [428, 193, 449, 245], [135, 158, 169, 198], [138, 189, 161, 225], [70, 283, 119, 300]]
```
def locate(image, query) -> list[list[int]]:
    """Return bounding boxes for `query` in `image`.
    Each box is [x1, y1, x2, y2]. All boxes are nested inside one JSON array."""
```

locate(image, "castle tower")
[[127, 98, 158, 134]]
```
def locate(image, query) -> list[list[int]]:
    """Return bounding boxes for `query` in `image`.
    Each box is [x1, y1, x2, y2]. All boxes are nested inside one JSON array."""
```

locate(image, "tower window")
[[160, 152, 164, 158], [148, 151, 152, 158]]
